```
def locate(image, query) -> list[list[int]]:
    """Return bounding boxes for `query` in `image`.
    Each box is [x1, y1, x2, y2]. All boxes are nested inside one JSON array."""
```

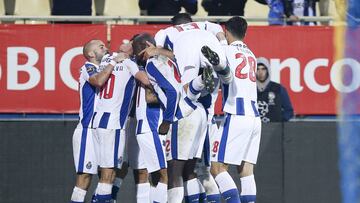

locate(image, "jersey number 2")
[[235, 53, 256, 82], [100, 74, 115, 99]]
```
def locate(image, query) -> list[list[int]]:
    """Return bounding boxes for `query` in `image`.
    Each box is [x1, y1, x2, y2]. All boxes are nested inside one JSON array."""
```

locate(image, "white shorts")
[[166, 105, 207, 161], [95, 128, 126, 169], [137, 131, 167, 173], [210, 114, 261, 165], [72, 127, 99, 174], [203, 121, 219, 166], [126, 117, 147, 170]]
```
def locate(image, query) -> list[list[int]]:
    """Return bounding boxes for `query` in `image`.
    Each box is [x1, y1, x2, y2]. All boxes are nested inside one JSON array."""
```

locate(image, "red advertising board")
[[0, 24, 107, 113], [1, 24, 357, 115]]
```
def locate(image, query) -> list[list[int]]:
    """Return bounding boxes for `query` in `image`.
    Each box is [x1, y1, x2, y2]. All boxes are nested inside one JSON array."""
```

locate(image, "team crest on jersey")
[[86, 65, 95, 74], [86, 161, 92, 169], [268, 92, 276, 105]]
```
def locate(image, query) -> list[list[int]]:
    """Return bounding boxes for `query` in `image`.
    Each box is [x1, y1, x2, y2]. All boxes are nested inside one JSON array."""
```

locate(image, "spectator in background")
[[51, 0, 92, 16], [51, 0, 92, 23], [201, 0, 247, 16], [292, 0, 317, 25], [317, 0, 330, 25], [139, 0, 197, 16], [255, 0, 299, 25], [256, 57, 294, 123]]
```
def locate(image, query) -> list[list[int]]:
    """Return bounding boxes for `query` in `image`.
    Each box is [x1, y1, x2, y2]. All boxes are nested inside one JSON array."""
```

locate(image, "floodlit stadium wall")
[[0, 24, 358, 116], [0, 121, 340, 203]]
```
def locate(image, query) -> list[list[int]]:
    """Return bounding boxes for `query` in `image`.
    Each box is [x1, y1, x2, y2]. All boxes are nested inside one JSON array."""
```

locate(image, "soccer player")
[[70, 39, 123, 203], [210, 16, 261, 203], [132, 33, 188, 203], [91, 47, 150, 202], [154, 13, 231, 202]]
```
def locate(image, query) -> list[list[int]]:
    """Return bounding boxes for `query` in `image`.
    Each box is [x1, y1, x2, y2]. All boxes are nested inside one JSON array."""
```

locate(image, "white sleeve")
[[154, 29, 166, 48], [205, 21, 224, 36], [124, 59, 140, 76]]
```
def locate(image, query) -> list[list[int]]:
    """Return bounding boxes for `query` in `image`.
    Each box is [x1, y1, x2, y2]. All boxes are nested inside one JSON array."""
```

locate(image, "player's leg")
[[71, 128, 98, 203], [93, 128, 125, 203], [196, 125, 221, 203], [237, 117, 261, 203], [210, 115, 242, 203], [136, 129, 168, 203], [183, 158, 206, 203], [211, 162, 240, 203], [111, 162, 128, 202], [133, 169, 151, 203], [237, 162, 256, 203], [167, 159, 186, 203], [111, 116, 137, 201], [201, 42, 233, 85]]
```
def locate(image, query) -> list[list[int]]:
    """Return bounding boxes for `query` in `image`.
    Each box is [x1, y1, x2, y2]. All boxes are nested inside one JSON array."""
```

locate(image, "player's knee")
[[134, 169, 149, 184], [76, 173, 92, 190], [99, 168, 115, 183], [238, 162, 254, 177], [116, 162, 128, 179], [210, 162, 227, 177], [159, 168, 168, 183]]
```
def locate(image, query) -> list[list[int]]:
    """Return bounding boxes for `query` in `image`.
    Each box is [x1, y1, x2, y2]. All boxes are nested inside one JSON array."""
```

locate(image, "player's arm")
[[124, 58, 153, 89], [145, 87, 159, 104], [140, 41, 175, 60], [205, 21, 227, 45], [88, 53, 127, 88], [147, 62, 179, 123]]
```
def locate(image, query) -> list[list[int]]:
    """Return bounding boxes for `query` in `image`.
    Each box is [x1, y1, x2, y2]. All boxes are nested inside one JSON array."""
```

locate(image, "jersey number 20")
[[235, 53, 256, 82]]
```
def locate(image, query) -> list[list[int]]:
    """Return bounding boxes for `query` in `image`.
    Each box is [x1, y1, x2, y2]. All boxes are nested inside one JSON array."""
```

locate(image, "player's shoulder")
[[83, 62, 97, 75]]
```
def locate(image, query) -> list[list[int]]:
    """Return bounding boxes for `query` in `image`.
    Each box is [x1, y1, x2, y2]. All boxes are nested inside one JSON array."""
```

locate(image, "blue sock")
[[240, 195, 256, 203], [111, 185, 120, 200], [207, 194, 221, 203], [222, 189, 241, 203], [199, 192, 207, 202], [93, 194, 112, 203], [185, 193, 200, 203]]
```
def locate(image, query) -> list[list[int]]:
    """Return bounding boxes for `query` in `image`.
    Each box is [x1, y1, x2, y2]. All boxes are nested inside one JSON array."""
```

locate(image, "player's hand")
[[158, 120, 171, 135], [113, 52, 129, 63], [139, 41, 158, 59]]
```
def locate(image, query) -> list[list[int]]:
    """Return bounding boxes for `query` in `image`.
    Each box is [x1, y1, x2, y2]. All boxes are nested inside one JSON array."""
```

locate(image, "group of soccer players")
[[70, 13, 261, 203]]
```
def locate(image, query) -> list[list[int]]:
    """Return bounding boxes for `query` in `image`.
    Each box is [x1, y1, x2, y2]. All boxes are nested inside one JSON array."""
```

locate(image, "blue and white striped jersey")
[[92, 54, 139, 129], [77, 62, 99, 129], [145, 55, 183, 122], [223, 41, 259, 117]]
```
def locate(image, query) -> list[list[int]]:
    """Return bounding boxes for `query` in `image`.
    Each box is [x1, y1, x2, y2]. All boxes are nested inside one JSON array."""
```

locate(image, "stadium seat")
[[195, 0, 207, 17], [244, 0, 268, 25], [103, 0, 140, 16], [14, 0, 51, 16], [0, 0, 5, 16]]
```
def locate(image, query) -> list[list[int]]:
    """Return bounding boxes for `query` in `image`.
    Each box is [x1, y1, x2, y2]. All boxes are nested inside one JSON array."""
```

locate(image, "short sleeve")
[[155, 29, 166, 48], [124, 59, 140, 76]]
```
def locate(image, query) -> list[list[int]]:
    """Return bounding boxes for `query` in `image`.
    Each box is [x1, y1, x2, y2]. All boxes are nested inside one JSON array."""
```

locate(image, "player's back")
[[93, 55, 137, 129], [223, 41, 259, 117], [77, 62, 99, 129], [155, 21, 223, 51]]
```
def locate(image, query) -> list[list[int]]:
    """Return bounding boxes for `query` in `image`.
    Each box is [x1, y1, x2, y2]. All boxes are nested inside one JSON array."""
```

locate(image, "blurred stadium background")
[[0, 0, 359, 203]]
